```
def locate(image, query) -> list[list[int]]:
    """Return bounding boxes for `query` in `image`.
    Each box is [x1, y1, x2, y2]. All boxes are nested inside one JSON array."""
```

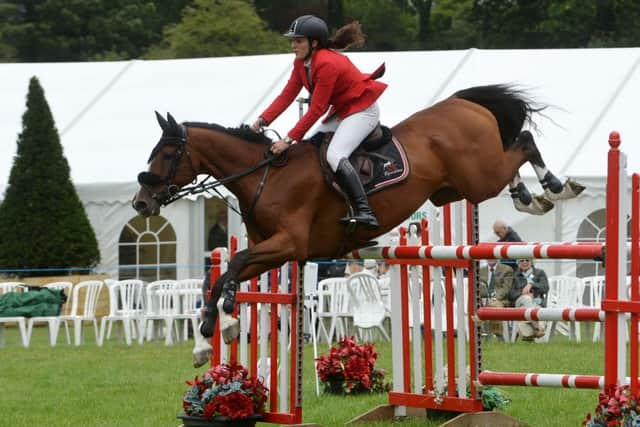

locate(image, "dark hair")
[[327, 21, 366, 50]]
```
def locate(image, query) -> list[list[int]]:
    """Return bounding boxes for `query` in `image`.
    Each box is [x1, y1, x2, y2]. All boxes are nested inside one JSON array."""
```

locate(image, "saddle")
[[311, 124, 410, 196]]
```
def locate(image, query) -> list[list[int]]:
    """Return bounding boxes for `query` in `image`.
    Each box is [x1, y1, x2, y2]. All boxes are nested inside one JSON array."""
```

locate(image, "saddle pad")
[[313, 126, 410, 196], [361, 132, 410, 195]]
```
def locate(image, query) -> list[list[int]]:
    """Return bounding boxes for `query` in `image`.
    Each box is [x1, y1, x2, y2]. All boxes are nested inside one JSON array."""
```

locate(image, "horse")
[[133, 84, 583, 362]]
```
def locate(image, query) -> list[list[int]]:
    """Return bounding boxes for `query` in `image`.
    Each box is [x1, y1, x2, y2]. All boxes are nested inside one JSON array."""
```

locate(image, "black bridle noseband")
[[136, 124, 283, 220]]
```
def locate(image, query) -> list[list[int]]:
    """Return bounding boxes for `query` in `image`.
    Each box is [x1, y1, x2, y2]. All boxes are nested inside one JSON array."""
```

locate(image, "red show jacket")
[[260, 48, 387, 142]]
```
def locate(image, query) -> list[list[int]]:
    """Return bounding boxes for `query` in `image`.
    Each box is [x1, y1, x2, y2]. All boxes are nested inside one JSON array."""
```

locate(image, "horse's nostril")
[[133, 200, 147, 212]]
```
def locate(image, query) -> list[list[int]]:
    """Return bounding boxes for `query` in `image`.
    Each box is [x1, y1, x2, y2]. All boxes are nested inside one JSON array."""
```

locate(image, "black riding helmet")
[[284, 15, 328, 47]]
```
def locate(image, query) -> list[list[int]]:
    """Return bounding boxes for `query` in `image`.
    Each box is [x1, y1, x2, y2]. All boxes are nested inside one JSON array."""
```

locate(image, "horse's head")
[[133, 112, 196, 217]]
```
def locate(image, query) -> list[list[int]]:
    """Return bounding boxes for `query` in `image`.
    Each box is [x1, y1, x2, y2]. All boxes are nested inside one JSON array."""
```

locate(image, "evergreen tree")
[[0, 77, 100, 276]]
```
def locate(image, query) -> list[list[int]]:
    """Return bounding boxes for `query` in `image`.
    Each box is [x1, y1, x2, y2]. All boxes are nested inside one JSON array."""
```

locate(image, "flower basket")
[[584, 384, 640, 426], [177, 413, 263, 427], [180, 362, 268, 425], [315, 336, 390, 395]]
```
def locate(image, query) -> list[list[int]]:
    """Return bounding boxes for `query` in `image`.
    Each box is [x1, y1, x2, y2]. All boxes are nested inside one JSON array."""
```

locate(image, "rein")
[[142, 125, 285, 221]]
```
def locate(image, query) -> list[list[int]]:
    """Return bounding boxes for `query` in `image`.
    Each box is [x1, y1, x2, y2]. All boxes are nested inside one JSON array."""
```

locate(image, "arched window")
[[576, 208, 630, 278], [119, 215, 177, 282]]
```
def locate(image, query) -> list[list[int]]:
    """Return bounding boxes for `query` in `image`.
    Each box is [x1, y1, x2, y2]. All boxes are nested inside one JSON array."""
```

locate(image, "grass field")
[[0, 326, 604, 426]]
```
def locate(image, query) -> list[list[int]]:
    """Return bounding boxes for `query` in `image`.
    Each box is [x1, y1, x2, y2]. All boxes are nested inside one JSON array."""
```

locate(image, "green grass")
[[0, 326, 604, 426]]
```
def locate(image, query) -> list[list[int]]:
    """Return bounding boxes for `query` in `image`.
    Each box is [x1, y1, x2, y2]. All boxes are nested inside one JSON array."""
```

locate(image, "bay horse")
[[133, 84, 583, 361]]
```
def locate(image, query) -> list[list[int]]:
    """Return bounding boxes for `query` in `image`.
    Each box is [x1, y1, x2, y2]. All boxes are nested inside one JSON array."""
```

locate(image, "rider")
[[251, 15, 386, 230]]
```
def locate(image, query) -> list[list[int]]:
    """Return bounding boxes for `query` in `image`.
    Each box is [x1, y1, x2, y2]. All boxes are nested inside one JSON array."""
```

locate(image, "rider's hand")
[[250, 117, 266, 132], [270, 139, 291, 155]]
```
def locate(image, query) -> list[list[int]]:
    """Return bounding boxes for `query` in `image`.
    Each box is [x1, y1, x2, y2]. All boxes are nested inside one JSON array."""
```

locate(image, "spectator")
[[317, 261, 346, 281], [363, 259, 378, 276], [207, 210, 228, 251], [478, 259, 514, 340], [377, 261, 390, 279], [493, 219, 522, 270], [508, 258, 549, 341], [344, 260, 364, 277]]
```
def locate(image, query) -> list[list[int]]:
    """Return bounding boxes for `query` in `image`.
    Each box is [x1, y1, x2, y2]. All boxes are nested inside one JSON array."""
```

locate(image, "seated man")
[[478, 259, 514, 339], [508, 258, 549, 341]]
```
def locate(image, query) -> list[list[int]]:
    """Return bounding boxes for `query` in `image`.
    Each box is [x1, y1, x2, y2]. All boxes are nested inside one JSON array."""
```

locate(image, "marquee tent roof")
[[2, 47, 640, 200]]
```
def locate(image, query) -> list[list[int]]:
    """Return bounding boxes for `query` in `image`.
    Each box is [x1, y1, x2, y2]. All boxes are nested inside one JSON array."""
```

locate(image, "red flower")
[[217, 392, 255, 419], [182, 362, 268, 420], [315, 337, 388, 394]]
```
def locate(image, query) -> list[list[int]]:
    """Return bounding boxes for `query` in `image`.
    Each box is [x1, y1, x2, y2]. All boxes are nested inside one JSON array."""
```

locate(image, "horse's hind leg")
[[509, 171, 554, 215], [518, 130, 585, 201]]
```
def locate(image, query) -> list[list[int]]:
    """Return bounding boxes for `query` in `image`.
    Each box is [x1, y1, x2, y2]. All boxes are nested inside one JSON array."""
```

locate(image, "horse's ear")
[[155, 111, 169, 132], [167, 112, 179, 131]]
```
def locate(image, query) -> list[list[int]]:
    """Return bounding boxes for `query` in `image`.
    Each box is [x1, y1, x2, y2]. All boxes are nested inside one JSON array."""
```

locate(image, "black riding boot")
[[335, 158, 379, 230]]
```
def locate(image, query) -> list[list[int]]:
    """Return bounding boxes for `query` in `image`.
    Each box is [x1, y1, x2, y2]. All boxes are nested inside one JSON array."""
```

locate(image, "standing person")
[[251, 15, 387, 230], [377, 261, 390, 279], [207, 209, 228, 251], [493, 219, 522, 270], [508, 258, 549, 341], [478, 259, 514, 339]]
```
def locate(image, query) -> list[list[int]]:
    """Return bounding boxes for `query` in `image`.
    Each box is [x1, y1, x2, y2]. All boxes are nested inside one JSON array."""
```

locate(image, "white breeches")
[[313, 102, 380, 172]]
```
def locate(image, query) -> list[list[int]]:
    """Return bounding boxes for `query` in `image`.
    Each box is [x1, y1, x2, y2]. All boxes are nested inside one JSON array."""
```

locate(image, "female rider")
[[251, 15, 386, 230]]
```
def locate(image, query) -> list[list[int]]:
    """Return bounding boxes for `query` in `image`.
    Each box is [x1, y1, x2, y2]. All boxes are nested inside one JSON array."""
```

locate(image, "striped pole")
[[477, 307, 604, 322], [479, 371, 606, 389], [350, 243, 604, 261]]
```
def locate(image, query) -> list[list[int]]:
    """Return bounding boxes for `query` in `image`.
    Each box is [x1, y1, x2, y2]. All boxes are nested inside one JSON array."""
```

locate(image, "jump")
[[132, 84, 584, 349]]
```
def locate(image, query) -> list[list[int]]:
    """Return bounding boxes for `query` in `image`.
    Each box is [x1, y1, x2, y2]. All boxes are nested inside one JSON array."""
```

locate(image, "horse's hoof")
[[541, 171, 564, 194], [220, 317, 240, 344], [199, 320, 215, 338], [510, 182, 532, 205], [192, 344, 212, 368], [544, 179, 586, 201], [513, 194, 554, 215]]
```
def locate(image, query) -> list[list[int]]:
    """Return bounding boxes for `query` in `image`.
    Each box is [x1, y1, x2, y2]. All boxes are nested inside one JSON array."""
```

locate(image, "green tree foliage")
[[0, 0, 190, 61], [0, 77, 100, 275], [468, 0, 640, 49], [145, 0, 287, 59]]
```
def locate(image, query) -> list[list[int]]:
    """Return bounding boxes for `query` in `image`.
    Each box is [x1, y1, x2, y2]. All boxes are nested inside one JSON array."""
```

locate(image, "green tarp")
[[0, 288, 65, 317]]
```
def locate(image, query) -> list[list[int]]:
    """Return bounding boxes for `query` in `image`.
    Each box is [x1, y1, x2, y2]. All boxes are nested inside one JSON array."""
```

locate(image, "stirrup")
[[340, 214, 379, 230]]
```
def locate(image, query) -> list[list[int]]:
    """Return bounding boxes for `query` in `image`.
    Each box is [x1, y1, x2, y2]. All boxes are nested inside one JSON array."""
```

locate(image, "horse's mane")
[[183, 122, 272, 145]]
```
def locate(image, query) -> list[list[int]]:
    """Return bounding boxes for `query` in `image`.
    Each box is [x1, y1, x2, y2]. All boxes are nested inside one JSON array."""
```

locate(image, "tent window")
[[118, 216, 177, 282], [576, 208, 630, 278]]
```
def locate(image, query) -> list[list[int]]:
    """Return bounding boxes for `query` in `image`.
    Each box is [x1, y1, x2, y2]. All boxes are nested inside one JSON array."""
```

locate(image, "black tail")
[[454, 84, 545, 149]]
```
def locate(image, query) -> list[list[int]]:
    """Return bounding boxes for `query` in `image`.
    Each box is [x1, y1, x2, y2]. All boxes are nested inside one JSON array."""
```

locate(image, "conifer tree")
[[0, 76, 100, 275]]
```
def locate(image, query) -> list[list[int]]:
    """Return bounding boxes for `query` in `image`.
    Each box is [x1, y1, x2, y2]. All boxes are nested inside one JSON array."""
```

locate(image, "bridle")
[[137, 124, 197, 207], [136, 124, 283, 219]]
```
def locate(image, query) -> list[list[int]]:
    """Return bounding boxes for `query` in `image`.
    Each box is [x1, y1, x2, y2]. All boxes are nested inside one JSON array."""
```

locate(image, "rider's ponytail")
[[326, 21, 365, 50]]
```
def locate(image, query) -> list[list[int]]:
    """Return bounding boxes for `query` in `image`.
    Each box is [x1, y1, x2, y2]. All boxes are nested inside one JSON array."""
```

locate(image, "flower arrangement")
[[583, 384, 640, 426], [315, 336, 390, 394], [182, 362, 268, 423]]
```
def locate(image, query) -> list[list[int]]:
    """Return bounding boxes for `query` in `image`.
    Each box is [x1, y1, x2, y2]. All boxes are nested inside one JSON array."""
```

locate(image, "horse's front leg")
[[199, 232, 298, 342]]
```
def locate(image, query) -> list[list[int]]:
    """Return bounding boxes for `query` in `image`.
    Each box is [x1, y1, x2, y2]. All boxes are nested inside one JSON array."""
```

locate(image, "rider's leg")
[[326, 103, 380, 229]]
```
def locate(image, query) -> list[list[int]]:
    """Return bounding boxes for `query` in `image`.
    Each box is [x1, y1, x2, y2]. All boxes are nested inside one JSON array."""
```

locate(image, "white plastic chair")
[[174, 279, 204, 342], [543, 276, 584, 342], [57, 280, 104, 346], [346, 272, 390, 341], [138, 280, 179, 345], [0, 282, 28, 347], [315, 277, 349, 343], [583, 275, 606, 342], [26, 281, 73, 346], [99, 279, 144, 346]]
